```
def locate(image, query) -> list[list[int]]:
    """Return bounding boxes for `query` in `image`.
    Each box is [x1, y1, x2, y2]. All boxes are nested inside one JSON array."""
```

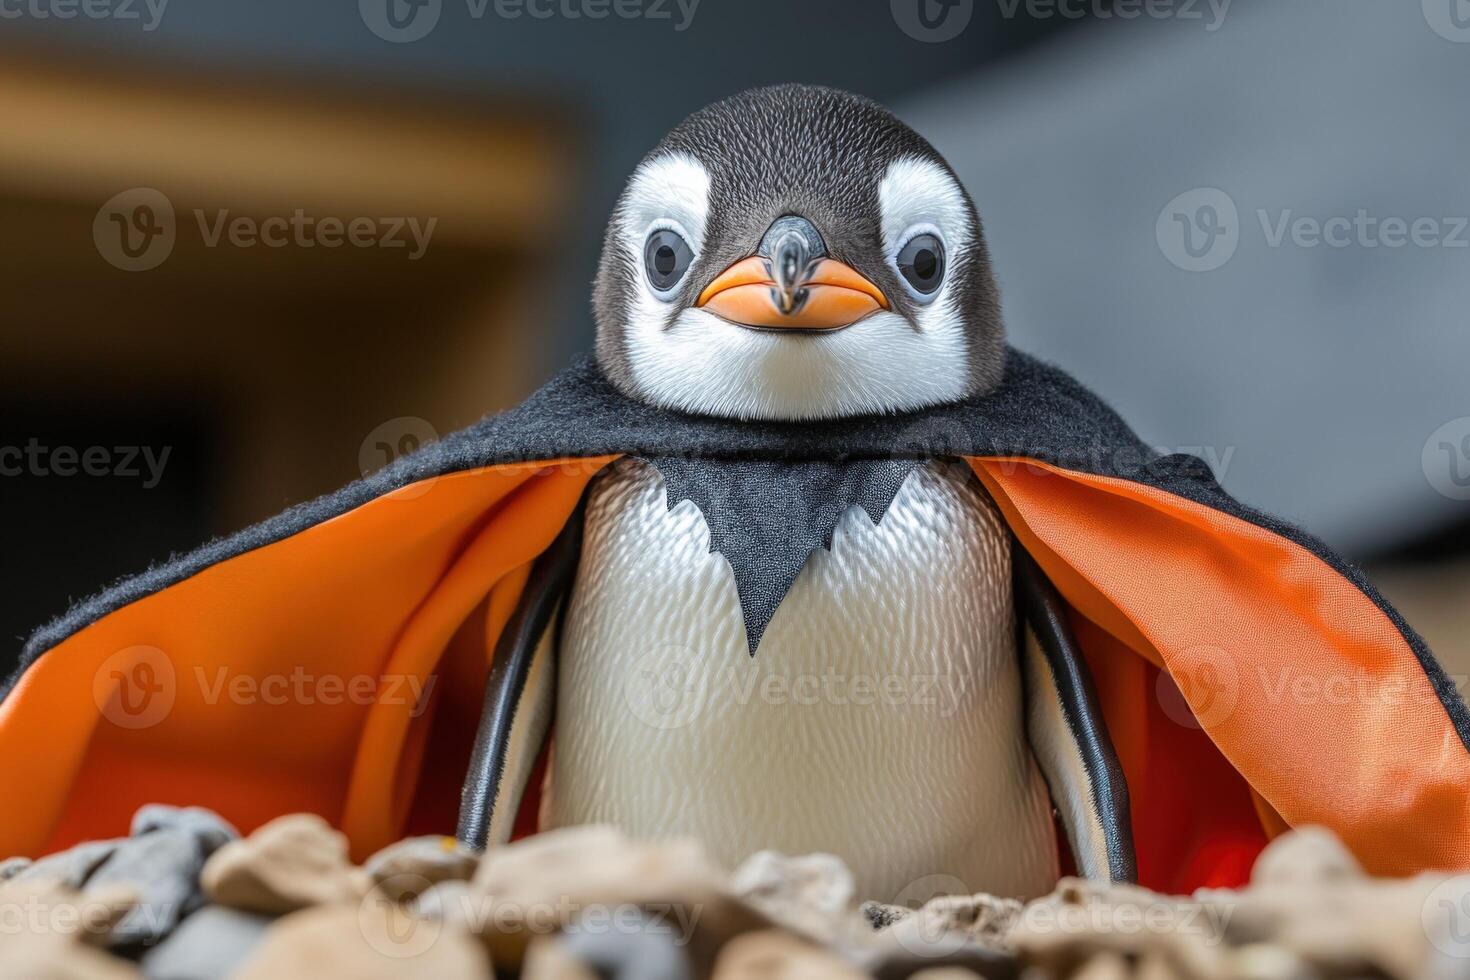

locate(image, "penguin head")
[[593, 84, 1005, 422]]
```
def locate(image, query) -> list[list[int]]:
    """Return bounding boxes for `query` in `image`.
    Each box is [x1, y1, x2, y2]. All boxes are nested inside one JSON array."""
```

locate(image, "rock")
[[140, 906, 274, 980], [1229, 834, 1448, 980], [89, 833, 206, 948], [0, 879, 140, 978], [550, 914, 696, 980], [857, 919, 1019, 980], [521, 937, 600, 980], [131, 806, 238, 854], [1067, 952, 1130, 980], [1011, 878, 1226, 980], [908, 971, 988, 980], [0, 856, 32, 880], [364, 835, 478, 903], [909, 893, 1021, 952], [466, 824, 767, 972], [1228, 943, 1312, 980], [231, 902, 490, 979], [201, 814, 366, 914], [0, 877, 138, 944], [413, 879, 476, 925], [1250, 826, 1362, 888], [846, 890, 1022, 978], [0, 933, 142, 979], [89, 806, 240, 948], [860, 902, 912, 930], [712, 930, 866, 979], [8, 805, 239, 949], [730, 851, 854, 942], [13, 839, 123, 888]]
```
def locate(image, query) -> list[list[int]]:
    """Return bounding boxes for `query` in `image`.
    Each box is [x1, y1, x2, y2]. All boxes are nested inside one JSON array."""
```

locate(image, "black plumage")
[[647, 455, 923, 653]]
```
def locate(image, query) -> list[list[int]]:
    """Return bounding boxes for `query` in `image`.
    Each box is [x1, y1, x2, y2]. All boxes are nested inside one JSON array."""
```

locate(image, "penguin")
[[4, 85, 1467, 898], [520, 84, 1122, 901]]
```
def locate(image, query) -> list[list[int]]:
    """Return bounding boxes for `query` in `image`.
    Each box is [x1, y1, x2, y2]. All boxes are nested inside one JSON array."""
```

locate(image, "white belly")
[[545, 457, 1058, 902]]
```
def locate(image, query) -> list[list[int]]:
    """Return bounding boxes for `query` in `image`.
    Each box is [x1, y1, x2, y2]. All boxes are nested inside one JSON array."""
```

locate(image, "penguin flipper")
[[457, 501, 584, 852], [1015, 546, 1137, 884]]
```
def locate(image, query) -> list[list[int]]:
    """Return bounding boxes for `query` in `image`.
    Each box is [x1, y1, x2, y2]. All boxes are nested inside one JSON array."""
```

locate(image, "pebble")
[[201, 814, 366, 914], [140, 906, 275, 980], [364, 835, 479, 902], [731, 851, 854, 943]]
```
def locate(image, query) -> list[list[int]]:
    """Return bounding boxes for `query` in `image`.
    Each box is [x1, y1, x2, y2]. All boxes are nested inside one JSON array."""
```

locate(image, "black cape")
[[2, 347, 1465, 892]]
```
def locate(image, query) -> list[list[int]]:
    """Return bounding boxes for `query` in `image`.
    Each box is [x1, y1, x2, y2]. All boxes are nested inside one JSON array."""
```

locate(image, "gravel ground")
[[2, 808, 1467, 979]]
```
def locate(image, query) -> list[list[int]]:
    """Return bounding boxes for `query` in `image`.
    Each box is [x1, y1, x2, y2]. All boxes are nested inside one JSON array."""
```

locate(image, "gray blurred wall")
[[903, 0, 1470, 556]]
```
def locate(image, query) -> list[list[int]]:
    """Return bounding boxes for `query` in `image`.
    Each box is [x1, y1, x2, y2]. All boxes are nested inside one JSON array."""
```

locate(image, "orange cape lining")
[[0, 454, 1464, 887]]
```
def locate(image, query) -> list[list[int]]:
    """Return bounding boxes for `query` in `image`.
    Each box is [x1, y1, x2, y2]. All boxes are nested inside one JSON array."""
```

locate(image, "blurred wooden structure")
[[1372, 562, 1470, 693], [0, 53, 575, 532]]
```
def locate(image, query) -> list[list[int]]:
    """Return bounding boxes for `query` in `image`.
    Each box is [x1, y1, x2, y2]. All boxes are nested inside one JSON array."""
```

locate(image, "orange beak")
[[696, 256, 889, 331]]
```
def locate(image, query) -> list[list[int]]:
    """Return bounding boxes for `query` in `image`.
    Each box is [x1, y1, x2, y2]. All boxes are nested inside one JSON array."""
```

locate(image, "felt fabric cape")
[[2, 348, 1467, 894]]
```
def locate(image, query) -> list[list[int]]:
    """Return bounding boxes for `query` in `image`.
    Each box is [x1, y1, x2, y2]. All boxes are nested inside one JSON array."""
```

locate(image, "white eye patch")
[[616, 151, 712, 277], [878, 156, 973, 267]]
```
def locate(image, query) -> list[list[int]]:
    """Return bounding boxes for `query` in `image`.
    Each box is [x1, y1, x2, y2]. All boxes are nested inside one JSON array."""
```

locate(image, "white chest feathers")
[[545, 457, 1058, 902]]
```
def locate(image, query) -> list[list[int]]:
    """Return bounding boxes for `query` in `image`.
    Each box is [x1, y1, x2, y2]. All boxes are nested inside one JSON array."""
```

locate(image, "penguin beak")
[[696, 256, 889, 331], [696, 215, 889, 331]]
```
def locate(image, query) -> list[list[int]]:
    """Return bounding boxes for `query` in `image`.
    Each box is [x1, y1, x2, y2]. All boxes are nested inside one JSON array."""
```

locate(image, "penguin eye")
[[895, 231, 946, 300], [644, 228, 694, 297]]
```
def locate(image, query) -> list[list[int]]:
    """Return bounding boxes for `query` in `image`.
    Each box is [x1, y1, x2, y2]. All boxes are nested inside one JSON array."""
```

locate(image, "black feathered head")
[[594, 84, 1006, 421]]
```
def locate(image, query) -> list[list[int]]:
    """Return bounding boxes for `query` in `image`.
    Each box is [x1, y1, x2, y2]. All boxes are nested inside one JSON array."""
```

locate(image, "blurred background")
[[1, 0, 1465, 679]]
